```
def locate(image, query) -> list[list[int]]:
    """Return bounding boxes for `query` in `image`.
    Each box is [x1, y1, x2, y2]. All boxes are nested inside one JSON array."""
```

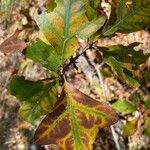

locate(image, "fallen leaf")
[[0, 29, 27, 54]]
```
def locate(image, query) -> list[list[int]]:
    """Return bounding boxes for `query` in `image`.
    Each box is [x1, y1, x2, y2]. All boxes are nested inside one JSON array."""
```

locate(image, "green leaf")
[[33, 82, 118, 149], [112, 101, 136, 114], [9, 76, 58, 123], [144, 117, 150, 136], [9, 76, 43, 101], [99, 43, 150, 87], [26, 39, 61, 72], [144, 96, 150, 109], [104, 56, 140, 87], [103, 0, 150, 36], [35, 0, 106, 63]]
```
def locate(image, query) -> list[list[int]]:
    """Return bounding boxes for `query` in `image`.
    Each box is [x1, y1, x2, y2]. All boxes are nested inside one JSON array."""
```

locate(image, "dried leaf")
[[0, 29, 26, 54], [35, 0, 106, 63]]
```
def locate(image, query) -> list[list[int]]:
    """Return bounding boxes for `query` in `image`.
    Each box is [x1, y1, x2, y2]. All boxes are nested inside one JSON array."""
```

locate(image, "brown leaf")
[[0, 29, 26, 54]]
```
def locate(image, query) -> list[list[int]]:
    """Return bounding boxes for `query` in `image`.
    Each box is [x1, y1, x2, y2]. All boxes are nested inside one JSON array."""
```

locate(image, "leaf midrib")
[[61, 0, 71, 63], [66, 91, 84, 150]]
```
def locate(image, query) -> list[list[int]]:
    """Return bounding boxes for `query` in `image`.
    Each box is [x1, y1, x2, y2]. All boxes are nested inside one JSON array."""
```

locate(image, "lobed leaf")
[[100, 43, 149, 66], [103, 0, 150, 36], [99, 43, 150, 87], [33, 82, 118, 149], [112, 101, 136, 115], [9, 76, 58, 123], [35, 0, 106, 63], [26, 39, 61, 72]]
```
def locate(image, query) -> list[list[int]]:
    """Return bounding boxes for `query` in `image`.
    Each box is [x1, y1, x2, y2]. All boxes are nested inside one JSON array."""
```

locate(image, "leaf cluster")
[[5, 0, 150, 149]]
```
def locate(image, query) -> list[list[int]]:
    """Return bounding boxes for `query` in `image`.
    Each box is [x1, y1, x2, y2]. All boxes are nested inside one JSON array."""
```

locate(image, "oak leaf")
[[33, 82, 118, 150]]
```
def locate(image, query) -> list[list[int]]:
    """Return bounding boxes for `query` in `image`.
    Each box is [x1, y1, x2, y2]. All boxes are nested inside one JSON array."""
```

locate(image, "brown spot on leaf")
[[77, 111, 95, 129], [33, 104, 67, 145], [33, 82, 119, 149], [65, 136, 74, 150], [67, 83, 118, 125], [50, 115, 70, 139], [81, 133, 91, 149]]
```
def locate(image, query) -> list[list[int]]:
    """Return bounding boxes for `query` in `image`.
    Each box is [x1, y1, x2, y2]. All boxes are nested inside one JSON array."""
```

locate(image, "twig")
[[93, 62, 122, 150], [39, 77, 58, 81], [62, 44, 94, 74], [111, 125, 121, 150], [92, 63, 107, 100]]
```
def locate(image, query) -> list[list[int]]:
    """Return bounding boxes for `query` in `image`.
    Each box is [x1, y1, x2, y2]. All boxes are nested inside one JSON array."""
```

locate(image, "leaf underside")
[[33, 82, 118, 150], [103, 0, 150, 36]]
